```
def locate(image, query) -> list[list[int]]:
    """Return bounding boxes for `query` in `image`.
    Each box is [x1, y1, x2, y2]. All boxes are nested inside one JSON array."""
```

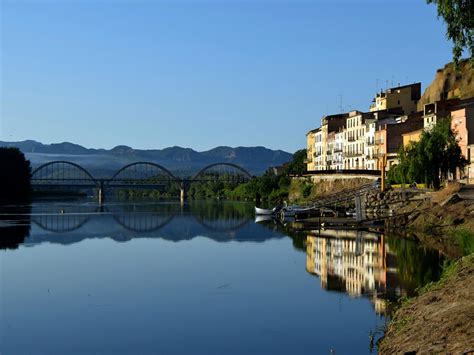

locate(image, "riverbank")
[[387, 183, 474, 257], [379, 254, 474, 354], [379, 185, 474, 353]]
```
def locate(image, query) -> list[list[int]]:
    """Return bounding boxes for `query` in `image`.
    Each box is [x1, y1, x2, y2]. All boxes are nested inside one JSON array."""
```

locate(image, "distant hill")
[[418, 59, 474, 111], [0, 140, 293, 177]]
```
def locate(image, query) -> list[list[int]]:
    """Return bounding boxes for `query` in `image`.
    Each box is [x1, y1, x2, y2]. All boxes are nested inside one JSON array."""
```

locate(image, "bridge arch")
[[109, 162, 178, 183], [113, 214, 174, 233], [192, 163, 252, 181], [194, 215, 250, 232], [31, 161, 98, 186]]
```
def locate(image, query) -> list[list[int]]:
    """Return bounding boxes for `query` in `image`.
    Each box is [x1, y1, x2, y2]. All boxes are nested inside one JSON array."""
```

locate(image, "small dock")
[[291, 216, 385, 230]]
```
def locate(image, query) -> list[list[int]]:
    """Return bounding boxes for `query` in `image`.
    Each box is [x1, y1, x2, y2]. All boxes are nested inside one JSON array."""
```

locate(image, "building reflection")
[[306, 230, 404, 315]]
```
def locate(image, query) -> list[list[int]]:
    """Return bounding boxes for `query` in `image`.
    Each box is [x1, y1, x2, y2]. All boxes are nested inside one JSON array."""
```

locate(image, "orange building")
[[450, 100, 474, 180], [375, 113, 424, 171]]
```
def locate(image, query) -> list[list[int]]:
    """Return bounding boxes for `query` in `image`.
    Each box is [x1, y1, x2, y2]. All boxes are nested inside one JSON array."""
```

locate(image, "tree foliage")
[[187, 149, 307, 203], [286, 149, 307, 175], [0, 147, 31, 202], [387, 118, 467, 189], [427, 0, 474, 65]]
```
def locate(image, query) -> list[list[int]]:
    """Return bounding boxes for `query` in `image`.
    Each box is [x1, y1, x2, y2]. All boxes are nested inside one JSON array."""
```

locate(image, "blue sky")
[[1, 0, 453, 153]]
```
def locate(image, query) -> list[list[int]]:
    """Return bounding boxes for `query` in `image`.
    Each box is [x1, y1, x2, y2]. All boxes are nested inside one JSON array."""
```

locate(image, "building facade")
[[370, 83, 421, 114], [304, 83, 473, 180]]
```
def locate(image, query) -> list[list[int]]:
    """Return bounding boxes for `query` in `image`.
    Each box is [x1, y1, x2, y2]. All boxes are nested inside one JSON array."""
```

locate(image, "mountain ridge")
[[0, 140, 293, 176]]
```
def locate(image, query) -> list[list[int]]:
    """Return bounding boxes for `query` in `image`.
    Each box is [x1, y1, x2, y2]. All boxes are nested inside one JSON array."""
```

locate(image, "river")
[[0, 200, 445, 354]]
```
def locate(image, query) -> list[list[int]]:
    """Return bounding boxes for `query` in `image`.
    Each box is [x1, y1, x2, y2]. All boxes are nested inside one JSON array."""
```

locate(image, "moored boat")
[[255, 206, 276, 215]]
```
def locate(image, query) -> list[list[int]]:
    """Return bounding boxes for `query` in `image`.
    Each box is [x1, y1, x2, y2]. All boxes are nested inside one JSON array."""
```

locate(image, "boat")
[[279, 205, 315, 217], [254, 215, 274, 223], [255, 206, 277, 215]]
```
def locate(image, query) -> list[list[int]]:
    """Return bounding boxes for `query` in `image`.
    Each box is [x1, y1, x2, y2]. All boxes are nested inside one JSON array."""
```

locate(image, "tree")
[[0, 147, 31, 202], [388, 118, 467, 189], [286, 149, 307, 175], [427, 0, 474, 65]]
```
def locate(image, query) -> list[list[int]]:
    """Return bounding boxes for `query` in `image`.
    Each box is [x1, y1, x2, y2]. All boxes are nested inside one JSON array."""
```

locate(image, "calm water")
[[0, 200, 444, 355]]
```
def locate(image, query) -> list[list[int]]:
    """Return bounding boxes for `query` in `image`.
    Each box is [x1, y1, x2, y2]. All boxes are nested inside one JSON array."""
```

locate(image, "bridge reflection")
[[28, 202, 254, 234], [31, 204, 97, 232]]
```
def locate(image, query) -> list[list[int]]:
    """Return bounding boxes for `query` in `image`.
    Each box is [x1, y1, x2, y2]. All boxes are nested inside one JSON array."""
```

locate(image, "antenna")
[[376, 78, 380, 93], [338, 94, 343, 113]]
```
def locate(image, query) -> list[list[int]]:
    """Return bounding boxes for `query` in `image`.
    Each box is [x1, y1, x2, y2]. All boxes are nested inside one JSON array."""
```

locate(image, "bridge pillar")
[[180, 181, 187, 203], [98, 181, 105, 204]]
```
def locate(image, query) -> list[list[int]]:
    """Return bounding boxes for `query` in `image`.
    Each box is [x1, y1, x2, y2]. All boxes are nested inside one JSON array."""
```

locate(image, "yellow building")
[[320, 113, 348, 170], [402, 129, 423, 147], [305, 128, 319, 171], [370, 83, 421, 114]]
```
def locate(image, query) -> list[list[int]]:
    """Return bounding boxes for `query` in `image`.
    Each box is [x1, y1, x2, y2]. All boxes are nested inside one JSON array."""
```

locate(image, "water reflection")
[[305, 229, 445, 315], [0, 200, 447, 354], [0, 205, 31, 250], [0, 200, 278, 247]]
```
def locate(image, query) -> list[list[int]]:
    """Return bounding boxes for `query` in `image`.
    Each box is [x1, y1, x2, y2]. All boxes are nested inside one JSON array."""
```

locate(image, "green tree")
[[0, 147, 31, 202], [286, 149, 307, 175], [389, 118, 467, 189], [427, 0, 474, 65]]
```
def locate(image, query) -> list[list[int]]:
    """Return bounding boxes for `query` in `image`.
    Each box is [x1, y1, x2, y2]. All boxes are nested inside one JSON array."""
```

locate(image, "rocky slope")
[[417, 59, 474, 110]]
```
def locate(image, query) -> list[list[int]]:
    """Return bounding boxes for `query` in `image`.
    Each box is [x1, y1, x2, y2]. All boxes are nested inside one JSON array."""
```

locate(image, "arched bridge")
[[31, 161, 253, 203]]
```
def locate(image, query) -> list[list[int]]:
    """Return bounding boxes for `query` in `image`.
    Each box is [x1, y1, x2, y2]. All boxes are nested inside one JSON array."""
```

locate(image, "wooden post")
[[380, 153, 387, 192]]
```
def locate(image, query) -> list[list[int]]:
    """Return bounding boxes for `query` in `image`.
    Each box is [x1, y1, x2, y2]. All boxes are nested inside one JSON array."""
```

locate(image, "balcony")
[[344, 152, 363, 158], [347, 136, 356, 142], [366, 140, 375, 146], [333, 148, 343, 153]]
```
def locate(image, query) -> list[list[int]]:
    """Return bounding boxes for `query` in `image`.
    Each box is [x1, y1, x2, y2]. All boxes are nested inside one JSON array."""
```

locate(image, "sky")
[[0, 0, 454, 153]]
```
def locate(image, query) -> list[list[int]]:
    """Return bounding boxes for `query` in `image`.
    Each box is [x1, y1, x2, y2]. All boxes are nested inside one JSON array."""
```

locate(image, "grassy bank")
[[379, 254, 474, 354]]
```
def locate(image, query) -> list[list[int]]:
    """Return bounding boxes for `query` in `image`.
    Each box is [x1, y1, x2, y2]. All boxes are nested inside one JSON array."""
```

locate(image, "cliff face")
[[417, 59, 473, 111]]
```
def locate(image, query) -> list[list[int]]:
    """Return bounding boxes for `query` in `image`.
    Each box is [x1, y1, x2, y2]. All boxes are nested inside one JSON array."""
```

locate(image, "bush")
[[302, 183, 312, 198]]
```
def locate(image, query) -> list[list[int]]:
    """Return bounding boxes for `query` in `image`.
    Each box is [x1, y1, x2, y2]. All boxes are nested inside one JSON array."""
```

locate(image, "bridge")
[[31, 161, 253, 203]]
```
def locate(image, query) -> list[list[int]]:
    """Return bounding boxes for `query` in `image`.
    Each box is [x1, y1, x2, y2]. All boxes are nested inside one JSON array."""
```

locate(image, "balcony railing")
[[347, 136, 356, 142], [333, 148, 343, 153], [344, 152, 363, 158]]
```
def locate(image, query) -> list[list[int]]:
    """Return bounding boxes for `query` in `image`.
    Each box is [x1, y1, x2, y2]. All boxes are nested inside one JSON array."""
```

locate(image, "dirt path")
[[379, 254, 474, 354]]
